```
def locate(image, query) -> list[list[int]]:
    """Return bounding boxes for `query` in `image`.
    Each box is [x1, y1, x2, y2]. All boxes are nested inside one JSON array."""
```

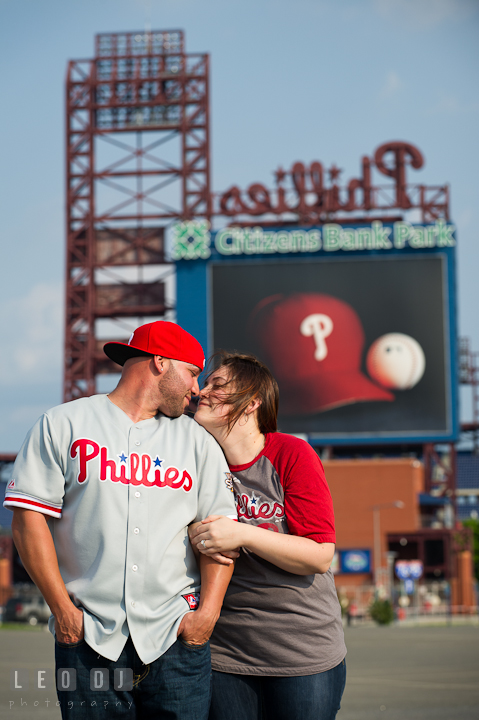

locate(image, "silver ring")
[[201, 539, 206, 549]]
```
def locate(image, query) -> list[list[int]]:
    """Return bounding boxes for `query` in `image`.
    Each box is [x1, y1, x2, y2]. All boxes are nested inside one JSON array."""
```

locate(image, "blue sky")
[[1, 0, 478, 451]]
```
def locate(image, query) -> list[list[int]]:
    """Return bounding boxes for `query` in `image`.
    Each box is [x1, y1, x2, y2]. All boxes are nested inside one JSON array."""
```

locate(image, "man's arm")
[[11, 508, 83, 643], [177, 554, 234, 645]]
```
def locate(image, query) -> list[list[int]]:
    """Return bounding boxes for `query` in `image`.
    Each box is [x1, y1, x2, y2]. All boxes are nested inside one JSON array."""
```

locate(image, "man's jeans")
[[55, 636, 211, 719], [209, 659, 346, 720]]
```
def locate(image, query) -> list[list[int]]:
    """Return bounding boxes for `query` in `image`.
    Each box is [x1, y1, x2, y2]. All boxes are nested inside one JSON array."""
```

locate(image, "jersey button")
[[134, 528, 140, 534], [135, 492, 140, 498], [132, 565, 138, 572], [131, 601, 136, 607], [134, 441, 141, 446]]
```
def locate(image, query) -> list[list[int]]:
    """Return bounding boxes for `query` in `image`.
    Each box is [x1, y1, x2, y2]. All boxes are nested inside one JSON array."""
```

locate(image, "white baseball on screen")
[[366, 333, 426, 390]]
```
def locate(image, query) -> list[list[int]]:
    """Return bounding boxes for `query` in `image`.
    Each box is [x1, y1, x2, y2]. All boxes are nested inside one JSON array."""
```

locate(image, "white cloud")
[[374, 0, 479, 29], [433, 93, 462, 113], [427, 91, 479, 115], [379, 71, 405, 99], [0, 282, 64, 385]]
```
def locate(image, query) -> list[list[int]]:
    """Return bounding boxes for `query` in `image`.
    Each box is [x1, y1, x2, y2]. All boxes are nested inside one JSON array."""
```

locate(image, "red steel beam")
[[64, 31, 210, 401]]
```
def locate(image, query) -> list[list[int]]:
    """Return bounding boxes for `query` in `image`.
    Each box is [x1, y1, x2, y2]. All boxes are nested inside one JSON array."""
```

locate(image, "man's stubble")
[[159, 362, 191, 417]]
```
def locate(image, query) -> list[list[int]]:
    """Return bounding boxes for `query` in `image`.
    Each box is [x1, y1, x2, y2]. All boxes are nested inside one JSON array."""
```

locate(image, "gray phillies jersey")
[[4, 395, 236, 664]]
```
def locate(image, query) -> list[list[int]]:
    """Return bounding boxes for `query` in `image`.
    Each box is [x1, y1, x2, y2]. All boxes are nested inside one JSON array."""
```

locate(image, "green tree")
[[463, 518, 479, 582], [369, 598, 395, 625]]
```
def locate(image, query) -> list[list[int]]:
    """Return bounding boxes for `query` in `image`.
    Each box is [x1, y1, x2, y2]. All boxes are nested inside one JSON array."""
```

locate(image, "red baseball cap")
[[248, 293, 394, 415], [104, 321, 205, 370]]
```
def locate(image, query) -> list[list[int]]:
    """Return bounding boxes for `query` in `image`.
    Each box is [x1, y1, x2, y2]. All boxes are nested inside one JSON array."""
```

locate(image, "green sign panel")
[[171, 219, 455, 261]]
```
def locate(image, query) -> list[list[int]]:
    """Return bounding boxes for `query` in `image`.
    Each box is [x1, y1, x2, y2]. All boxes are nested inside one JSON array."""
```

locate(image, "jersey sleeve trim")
[[3, 492, 62, 519], [308, 533, 336, 543]]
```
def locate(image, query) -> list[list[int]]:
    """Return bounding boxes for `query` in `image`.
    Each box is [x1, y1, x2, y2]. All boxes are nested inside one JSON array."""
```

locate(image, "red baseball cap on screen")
[[104, 321, 205, 370], [248, 293, 394, 415]]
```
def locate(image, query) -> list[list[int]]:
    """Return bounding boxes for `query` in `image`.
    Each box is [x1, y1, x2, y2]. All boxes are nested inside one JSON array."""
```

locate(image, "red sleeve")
[[265, 433, 336, 544]]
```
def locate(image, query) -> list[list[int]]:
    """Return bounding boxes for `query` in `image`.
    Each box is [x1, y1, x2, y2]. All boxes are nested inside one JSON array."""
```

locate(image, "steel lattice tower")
[[64, 30, 210, 400]]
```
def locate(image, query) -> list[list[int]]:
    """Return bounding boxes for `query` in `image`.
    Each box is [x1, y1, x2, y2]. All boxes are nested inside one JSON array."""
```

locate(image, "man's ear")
[[153, 356, 166, 375]]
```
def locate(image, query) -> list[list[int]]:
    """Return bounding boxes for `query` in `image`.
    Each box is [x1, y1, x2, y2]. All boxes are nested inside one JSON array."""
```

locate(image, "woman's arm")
[[190, 516, 335, 575]]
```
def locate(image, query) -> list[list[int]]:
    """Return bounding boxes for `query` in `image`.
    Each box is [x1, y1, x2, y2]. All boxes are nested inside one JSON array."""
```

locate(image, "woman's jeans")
[[209, 659, 346, 720], [55, 635, 211, 719]]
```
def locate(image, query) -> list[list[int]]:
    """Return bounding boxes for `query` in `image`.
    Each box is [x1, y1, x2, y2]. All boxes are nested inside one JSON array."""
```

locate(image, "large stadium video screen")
[[210, 254, 454, 440]]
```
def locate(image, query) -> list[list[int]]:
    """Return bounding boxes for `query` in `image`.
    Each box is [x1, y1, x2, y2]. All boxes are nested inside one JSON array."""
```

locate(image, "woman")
[[190, 352, 346, 720]]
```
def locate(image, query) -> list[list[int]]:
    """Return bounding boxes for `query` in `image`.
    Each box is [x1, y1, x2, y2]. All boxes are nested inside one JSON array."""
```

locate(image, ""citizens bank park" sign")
[[171, 219, 455, 260]]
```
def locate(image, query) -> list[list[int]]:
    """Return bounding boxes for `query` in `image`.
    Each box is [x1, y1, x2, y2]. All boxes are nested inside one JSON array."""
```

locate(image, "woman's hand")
[[191, 515, 246, 556], [189, 518, 240, 565]]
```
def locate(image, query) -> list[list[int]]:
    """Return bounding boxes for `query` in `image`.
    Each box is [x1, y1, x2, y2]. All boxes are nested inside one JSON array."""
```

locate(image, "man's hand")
[[54, 605, 84, 644], [177, 608, 218, 646], [177, 552, 235, 645]]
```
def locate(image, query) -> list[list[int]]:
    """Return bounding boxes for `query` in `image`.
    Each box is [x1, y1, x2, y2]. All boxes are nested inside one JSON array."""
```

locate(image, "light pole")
[[386, 551, 398, 601], [371, 501, 405, 590]]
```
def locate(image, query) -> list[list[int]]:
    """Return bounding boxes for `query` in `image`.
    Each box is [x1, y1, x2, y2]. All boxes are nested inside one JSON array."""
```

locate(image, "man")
[[4, 321, 236, 719]]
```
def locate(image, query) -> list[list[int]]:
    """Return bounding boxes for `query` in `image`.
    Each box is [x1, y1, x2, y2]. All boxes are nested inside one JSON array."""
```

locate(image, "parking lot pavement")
[[1, 623, 478, 718], [0, 627, 59, 719], [339, 624, 479, 720]]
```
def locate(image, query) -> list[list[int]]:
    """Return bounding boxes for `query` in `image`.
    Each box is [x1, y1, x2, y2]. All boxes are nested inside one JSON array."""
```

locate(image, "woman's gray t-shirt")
[[210, 432, 346, 676]]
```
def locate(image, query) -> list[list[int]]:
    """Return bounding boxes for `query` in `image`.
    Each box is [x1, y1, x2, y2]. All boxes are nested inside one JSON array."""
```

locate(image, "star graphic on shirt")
[[118, 453, 128, 463], [154, 457, 163, 467], [250, 492, 259, 506]]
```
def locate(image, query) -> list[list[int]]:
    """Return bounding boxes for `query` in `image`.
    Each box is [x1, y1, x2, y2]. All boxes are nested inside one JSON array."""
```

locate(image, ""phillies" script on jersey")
[[70, 438, 193, 491]]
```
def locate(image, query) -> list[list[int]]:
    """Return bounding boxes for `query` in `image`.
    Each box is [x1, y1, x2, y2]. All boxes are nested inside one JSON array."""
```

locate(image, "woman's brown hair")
[[205, 351, 279, 435]]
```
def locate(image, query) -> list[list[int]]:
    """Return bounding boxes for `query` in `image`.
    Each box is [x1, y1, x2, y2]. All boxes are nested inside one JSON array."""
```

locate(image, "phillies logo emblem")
[[300, 313, 334, 361], [182, 593, 200, 610], [70, 438, 193, 491]]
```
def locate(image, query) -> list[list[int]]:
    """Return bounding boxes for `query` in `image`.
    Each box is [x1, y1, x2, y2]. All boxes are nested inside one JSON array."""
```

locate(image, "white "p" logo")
[[300, 314, 334, 361]]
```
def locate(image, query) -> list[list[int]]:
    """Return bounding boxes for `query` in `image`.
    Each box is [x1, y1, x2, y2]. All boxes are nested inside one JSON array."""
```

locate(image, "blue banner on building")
[[339, 549, 371, 574]]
